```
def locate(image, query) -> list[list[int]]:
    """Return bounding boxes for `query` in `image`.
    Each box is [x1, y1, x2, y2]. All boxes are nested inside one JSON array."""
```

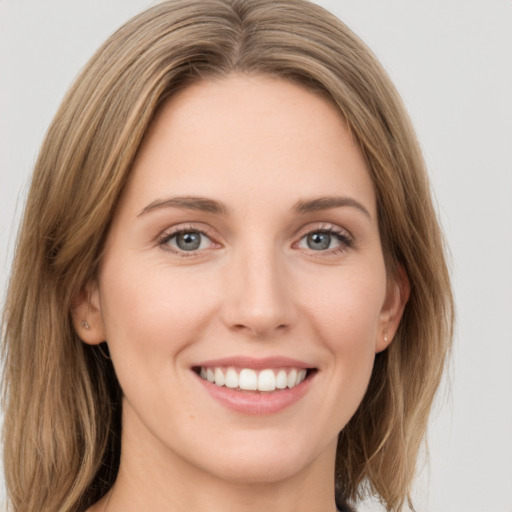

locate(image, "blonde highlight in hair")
[[2, 1, 453, 511]]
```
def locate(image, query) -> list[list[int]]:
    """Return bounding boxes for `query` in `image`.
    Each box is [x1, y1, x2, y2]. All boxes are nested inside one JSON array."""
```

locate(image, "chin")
[[204, 452, 313, 485], [189, 429, 336, 486]]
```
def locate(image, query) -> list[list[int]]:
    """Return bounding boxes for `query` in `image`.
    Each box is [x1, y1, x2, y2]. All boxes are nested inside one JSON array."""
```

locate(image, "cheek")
[[298, 265, 386, 414], [98, 256, 219, 367], [302, 265, 386, 348]]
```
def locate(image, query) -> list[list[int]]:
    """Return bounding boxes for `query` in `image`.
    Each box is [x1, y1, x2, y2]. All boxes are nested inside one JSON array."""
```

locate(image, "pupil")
[[307, 232, 330, 250], [177, 232, 201, 251]]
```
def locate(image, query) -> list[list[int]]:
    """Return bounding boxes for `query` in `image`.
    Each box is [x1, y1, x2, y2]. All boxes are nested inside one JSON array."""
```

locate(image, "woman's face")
[[81, 74, 405, 485]]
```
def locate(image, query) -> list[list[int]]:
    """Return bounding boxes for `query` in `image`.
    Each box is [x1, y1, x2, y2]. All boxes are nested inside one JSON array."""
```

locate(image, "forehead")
[[120, 73, 375, 217]]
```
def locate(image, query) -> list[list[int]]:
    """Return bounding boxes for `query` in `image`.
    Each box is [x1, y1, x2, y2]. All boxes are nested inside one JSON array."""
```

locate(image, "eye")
[[160, 228, 215, 254], [305, 232, 332, 251], [296, 227, 352, 253]]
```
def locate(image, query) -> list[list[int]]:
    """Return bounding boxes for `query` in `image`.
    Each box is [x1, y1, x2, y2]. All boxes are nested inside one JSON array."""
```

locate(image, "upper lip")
[[193, 356, 315, 370]]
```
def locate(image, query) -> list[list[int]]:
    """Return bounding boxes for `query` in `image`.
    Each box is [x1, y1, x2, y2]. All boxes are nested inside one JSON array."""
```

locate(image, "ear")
[[375, 265, 410, 353], [71, 281, 107, 345]]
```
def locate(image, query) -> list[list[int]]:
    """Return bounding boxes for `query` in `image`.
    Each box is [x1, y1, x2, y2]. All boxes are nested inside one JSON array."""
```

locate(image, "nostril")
[[231, 322, 290, 336]]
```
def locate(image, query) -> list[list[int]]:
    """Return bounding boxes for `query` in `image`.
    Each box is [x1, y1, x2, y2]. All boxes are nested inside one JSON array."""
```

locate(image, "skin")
[[75, 74, 407, 512]]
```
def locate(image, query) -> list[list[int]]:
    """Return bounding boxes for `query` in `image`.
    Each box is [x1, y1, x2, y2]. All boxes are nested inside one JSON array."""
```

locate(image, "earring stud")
[[384, 331, 388, 343], [81, 320, 90, 330]]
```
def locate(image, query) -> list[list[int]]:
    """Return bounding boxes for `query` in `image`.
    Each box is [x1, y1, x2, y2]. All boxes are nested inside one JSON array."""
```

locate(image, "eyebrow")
[[293, 196, 372, 220], [138, 196, 230, 217], [138, 194, 371, 220]]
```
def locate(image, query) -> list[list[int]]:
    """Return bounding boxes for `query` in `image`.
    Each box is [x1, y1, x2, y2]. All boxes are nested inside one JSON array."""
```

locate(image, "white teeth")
[[276, 370, 287, 389], [214, 367, 225, 386], [239, 369, 258, 390], [297, 369, 307, 385], [225, 368, 239, 388], [199, 366, 309, 392], [258, 369, 276, 391], [287, 369, 297, 388]]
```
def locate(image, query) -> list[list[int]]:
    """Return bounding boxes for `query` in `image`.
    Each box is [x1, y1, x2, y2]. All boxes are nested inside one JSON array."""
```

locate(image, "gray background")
[[1, 1, 511, 511]]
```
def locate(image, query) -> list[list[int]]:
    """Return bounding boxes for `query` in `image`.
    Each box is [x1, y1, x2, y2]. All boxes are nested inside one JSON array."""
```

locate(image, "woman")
[[1, 1, 453, 511]]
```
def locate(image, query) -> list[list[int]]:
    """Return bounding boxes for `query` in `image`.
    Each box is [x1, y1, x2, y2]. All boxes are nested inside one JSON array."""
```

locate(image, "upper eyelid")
[[158, 223, 216, 240], [294, 222, 352, 239], [158, 222, 350, 236]]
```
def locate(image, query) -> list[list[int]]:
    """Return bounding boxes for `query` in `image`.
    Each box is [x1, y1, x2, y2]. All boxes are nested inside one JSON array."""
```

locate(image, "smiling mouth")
[[194, 366, 316, 392]]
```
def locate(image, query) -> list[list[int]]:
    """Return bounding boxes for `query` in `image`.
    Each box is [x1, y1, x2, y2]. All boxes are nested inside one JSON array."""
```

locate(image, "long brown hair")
[[2, 1, 453, 510]]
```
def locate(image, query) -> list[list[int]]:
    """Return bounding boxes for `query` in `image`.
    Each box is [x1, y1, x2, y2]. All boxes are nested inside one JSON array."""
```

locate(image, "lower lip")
[[195, 372, 314, 415]]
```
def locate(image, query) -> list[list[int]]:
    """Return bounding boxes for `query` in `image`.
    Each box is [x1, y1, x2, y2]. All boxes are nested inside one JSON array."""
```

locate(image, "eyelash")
[[157, 223, 353, 257], [294, 225, 353, 255], [158, 225, 217, 257]]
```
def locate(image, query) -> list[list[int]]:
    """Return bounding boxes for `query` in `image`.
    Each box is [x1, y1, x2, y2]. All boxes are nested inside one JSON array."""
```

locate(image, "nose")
[[221, 246, 297, 338]]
